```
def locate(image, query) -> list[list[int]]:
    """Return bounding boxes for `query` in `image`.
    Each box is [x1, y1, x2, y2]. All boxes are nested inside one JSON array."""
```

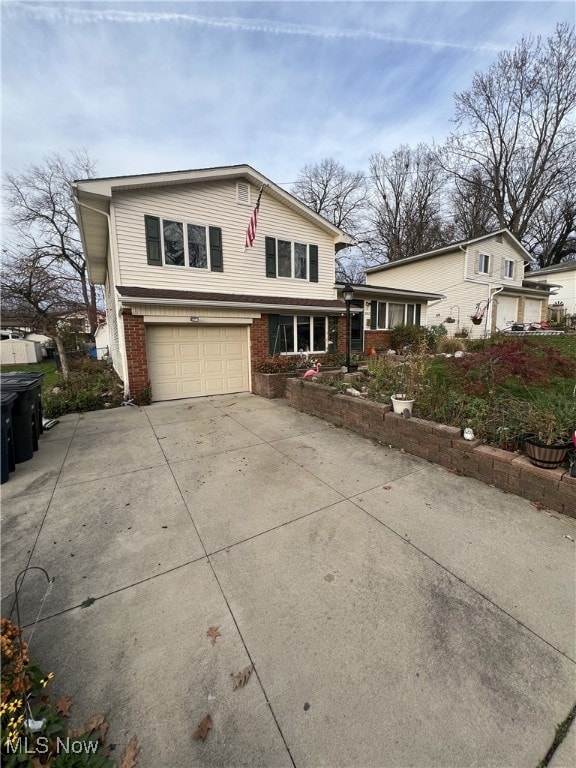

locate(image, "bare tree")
[[444, 23, 576, 263], [292, 157, 368, 234], [1, 249, 88, 380], [451, 168, 498, 241], [368, 144, 453, 261], [524, 195, 576, 268], [3, 150, 100, 334]]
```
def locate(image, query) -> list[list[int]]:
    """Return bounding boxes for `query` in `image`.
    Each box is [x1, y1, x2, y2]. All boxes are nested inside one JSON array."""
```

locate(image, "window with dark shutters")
[[209, 227, 223, 272], [145, 215, 162, 265], [265, 237, 277, 278]]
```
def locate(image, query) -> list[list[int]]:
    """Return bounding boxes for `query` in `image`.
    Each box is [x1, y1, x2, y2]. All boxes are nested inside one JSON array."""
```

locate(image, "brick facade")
[[286, 379, 576, 518], [122, 311, 150, 404], [364, 329, 392, 352]]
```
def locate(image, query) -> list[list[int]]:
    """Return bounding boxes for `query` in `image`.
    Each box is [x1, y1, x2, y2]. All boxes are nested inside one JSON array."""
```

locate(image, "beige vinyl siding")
[[129, 304, 260, 320], [112, 180, 337, 300], [464, 236, 524, 284], [369, 251, 493, 338], [104, 268, 124, 381]]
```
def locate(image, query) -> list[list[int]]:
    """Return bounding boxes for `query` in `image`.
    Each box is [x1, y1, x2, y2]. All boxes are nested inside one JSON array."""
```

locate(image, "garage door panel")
[[146, 325, 249, 402]]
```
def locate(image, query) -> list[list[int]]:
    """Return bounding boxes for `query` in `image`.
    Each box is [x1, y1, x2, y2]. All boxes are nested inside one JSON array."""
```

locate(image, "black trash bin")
[[0, 377, 40, 462], [1, 392, 17, 483], [1, 371, 44, 437]]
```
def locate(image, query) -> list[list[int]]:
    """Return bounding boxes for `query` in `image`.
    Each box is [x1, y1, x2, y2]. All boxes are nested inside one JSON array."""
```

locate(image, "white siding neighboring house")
[[524, 261, 576, 319], [366, 230, 555, 338]]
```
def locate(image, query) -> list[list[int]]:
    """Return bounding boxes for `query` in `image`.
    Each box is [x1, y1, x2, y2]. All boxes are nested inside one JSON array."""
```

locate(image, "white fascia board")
[[120, 295, 349, 315]]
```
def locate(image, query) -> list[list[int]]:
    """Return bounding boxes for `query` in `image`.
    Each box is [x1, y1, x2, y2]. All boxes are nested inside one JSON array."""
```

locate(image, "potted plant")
[[523, 409, 573, 469], [390, 338, 431, 415], [454, 326, 469, 339]]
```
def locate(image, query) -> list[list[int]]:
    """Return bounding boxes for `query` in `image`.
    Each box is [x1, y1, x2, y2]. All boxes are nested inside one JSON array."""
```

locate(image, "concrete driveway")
[[1, 393, 575, 767]]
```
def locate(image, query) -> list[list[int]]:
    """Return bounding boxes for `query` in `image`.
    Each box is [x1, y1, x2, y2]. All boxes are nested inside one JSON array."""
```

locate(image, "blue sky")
[[2, 0, 574, 187]]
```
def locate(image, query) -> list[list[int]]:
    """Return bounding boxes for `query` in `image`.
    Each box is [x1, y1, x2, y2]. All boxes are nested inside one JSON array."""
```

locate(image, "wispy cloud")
[[7, 3, 500, 52]]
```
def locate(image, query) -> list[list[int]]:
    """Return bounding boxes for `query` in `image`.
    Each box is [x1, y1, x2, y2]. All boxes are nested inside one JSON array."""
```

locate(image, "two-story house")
[[73, 165, 356, 401], [365, 230, 555, 338], [73, 164, 446, 402]]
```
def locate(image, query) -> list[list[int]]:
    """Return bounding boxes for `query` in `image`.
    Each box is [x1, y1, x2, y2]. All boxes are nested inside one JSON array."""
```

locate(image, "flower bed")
[[286, 379, 576, 518]]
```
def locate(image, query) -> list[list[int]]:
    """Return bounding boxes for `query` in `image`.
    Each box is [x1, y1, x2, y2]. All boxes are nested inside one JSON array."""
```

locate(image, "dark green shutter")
[[269, 315, 279, 355], [415, 304, 421, 325], [370, 301, 377, 329], [209, 227, 223, 272], [145, 215, 162, 265], [309, 245, 319, 282], [265, 237, 277, 278]]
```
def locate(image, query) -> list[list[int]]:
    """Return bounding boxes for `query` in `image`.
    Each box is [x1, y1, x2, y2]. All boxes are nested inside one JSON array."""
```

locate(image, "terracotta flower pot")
[[524, 436, 571, 469]]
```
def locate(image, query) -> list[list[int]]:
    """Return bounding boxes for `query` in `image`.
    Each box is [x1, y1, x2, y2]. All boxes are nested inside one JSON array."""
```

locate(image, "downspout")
[[72, 193, 130, 397]]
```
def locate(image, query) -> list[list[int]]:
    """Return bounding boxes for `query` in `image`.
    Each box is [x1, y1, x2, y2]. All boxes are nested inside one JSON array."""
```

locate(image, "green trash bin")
[[0, 377, 39, 462]]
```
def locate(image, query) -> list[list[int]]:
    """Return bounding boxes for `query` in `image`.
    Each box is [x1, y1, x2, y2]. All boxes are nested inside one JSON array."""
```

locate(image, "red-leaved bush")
[[450, 339, 574, 395]]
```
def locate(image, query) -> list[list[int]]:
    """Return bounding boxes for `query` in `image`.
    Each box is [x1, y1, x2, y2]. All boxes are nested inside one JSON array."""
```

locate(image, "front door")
[[351, 300, 364, 351]]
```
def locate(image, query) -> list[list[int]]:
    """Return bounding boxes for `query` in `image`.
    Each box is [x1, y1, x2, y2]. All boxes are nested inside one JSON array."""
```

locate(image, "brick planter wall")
[[286, 379, 576, 518], [253, 371, 301, 399]]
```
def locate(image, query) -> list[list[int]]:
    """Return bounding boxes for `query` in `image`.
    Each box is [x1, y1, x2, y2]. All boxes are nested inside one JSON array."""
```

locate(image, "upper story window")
[[372, 301, 422, 330], [477, 253, 490, 274], [503, 259, 514, 279], [265, 237, 318, 282], [144, 215, 222, 272]]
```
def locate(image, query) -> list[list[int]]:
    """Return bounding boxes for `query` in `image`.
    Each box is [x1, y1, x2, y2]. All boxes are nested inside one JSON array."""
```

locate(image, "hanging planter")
[[471, 317, 483, 325], [444, 317, 456, 324]]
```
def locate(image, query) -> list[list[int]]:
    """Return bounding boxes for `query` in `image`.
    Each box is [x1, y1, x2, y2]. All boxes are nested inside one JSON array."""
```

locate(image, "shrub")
[[255, 355, 298, 374], [388, 324, 428, 352], [43, 360, 124, 417], [437, 338, 464, 354], [426, 324, 448, 352]]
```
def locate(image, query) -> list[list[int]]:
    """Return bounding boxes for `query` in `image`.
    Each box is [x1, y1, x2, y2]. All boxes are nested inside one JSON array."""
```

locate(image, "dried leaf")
[[531, 501, 547, 511], [382, 485, 391, 490], [56, 696, 72, 716], [231, 665, 253, 690], [207, 626, 221, 646], [192, 714, 213, 742], [83, 713, 108, 743], [118, 735, 140, 768]]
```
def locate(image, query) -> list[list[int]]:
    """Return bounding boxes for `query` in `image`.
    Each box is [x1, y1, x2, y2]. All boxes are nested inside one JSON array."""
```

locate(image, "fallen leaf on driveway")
[[531, 501, 547, 511], [56, 696, 72, 716], [563, 534, 574, 542], [84, 713, 107, 742], [231, 666, 253, 690], [207, 626, 221, 646], [383, 485, 391, 490], [118, 735, 140, 767], [192, 714, 213, 741]]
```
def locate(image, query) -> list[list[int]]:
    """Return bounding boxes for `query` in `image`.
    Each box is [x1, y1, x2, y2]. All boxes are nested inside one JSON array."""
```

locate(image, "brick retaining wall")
[[286, 379, 576, 518]]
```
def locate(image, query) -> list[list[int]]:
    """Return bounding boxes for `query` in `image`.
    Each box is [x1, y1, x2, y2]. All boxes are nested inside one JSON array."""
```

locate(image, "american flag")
[[245, 186, 264, 249]]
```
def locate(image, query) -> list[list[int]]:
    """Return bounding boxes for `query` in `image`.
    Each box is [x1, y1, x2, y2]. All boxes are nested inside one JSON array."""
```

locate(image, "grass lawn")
[[0, 360, 59, 390]]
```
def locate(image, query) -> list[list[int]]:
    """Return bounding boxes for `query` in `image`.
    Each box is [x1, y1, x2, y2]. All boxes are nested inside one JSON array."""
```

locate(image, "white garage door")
[[495, 296, 518, 330], [524, 299, 543, 325], [147, 325, 250, 401]]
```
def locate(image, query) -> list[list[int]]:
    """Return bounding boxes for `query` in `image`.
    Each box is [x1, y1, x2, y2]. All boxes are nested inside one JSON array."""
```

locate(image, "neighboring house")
[[365, 230, 555, 338], [73, 164, 443, 402], [524, 261, 576, 318], [94, 322, 110, 360]]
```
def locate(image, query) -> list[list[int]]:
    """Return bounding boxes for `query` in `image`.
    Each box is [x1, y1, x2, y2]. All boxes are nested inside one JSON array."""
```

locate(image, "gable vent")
[[236, 182, 251, 205]]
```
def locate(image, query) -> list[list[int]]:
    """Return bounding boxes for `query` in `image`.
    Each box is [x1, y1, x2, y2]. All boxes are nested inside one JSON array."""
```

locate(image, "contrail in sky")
[[8, 3, 500, 52]]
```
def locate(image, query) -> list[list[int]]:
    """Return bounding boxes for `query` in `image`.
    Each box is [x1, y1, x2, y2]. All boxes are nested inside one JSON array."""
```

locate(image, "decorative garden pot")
[[391, 394, 415, 415], [524, 436, 571, 469]]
